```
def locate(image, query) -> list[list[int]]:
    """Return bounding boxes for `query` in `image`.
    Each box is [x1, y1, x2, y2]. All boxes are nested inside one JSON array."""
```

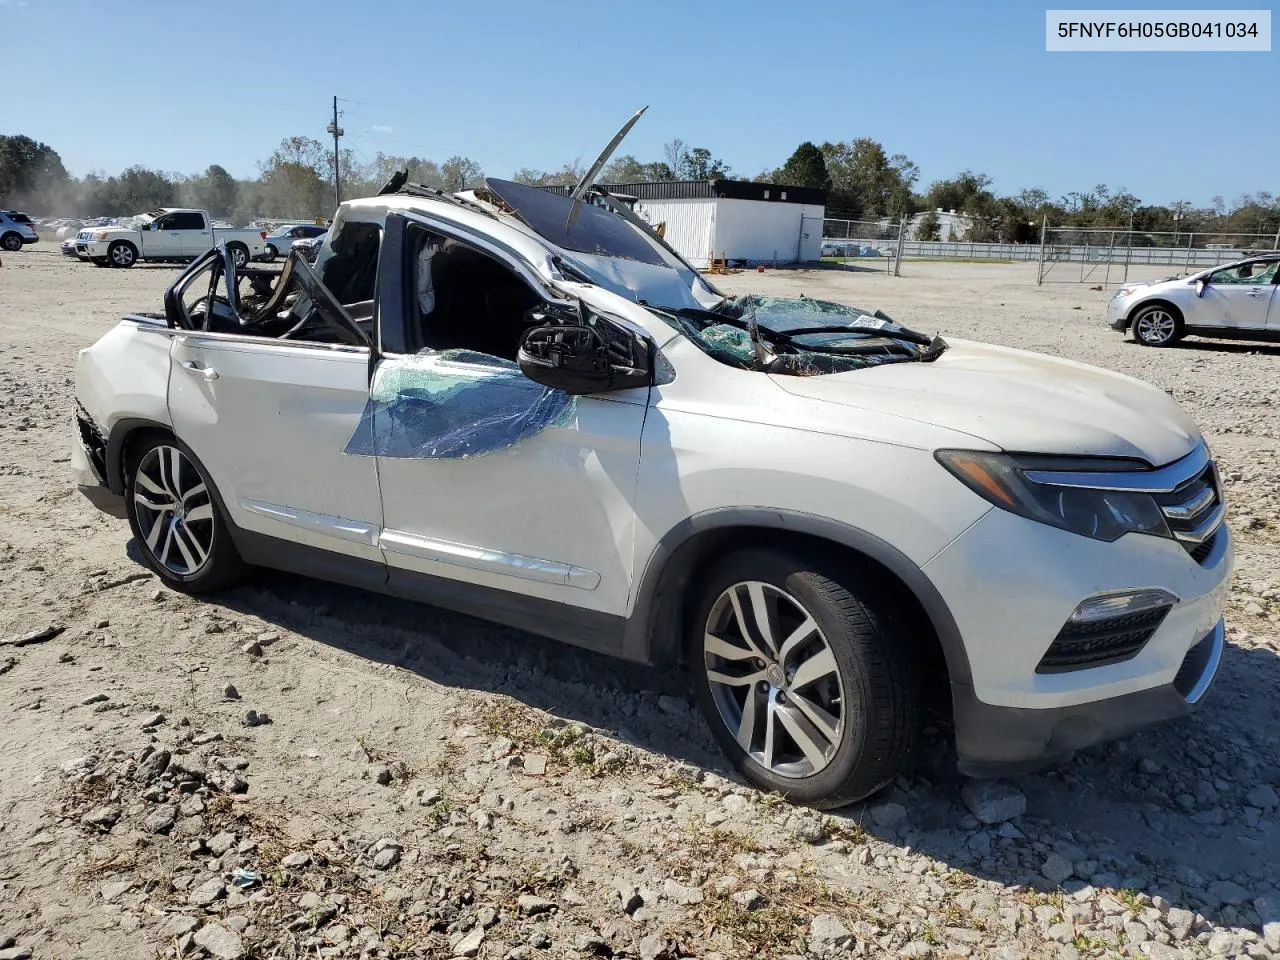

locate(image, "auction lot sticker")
[[1046, 9, 1271, 50]]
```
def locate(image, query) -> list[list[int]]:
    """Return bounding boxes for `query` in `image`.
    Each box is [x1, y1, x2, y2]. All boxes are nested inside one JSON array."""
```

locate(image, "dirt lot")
[[1, 247, 1279, 960]]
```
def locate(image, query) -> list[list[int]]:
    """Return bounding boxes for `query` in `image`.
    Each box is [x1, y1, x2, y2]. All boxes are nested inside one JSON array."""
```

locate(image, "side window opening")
[[320, 220, 382, 307], [411, 225, 544, 361]]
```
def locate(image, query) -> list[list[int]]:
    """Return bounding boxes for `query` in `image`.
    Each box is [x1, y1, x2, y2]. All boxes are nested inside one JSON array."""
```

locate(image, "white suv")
[[0, 209, 39, 251], [71, 178, 1230, 806]]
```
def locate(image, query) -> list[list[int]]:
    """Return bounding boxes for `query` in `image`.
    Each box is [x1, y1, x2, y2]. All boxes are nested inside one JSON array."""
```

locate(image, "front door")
[[144, 213, 186, 258], [367, 216, 649, 631], [1197, 259, 1280, 329]]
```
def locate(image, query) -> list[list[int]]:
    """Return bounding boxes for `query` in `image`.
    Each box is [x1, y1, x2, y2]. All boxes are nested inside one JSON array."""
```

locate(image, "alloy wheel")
[[703, 581, 846, 778], [1135, 309, 1176, 344], [132, 445, 215, 576], [110, 244, 135, 267]]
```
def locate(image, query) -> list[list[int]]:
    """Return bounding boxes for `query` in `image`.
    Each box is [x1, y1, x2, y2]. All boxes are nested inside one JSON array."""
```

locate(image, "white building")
[[598, 180, 827, 268], [907, 208, 972, 241]]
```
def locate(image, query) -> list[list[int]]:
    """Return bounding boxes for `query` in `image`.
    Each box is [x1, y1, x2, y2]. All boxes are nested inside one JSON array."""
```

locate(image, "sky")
[[3, 0, 1275, 207]]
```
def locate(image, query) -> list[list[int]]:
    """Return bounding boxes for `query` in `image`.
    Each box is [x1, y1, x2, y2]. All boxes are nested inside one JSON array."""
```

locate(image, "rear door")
[[165, 243, 383, 568], [176, 212, 215, 257]]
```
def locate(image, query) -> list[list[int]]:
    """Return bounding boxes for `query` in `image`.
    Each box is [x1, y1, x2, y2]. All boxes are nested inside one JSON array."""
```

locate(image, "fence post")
[[1081, 245, 1087, 282], [1105, 231, 1115, 286], [1274, 224, 1279, 250], [893, 216, 905, 277], [1036, 215, 1047, 285], [1184, 232, 1194, 272]]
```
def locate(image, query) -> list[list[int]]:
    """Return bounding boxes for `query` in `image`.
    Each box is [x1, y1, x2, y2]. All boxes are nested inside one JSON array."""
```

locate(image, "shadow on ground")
[[140, 543, 1280, 937]]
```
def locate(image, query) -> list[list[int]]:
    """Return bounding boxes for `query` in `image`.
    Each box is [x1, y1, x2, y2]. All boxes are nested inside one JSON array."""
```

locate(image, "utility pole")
[[326, 96, 344, 211]]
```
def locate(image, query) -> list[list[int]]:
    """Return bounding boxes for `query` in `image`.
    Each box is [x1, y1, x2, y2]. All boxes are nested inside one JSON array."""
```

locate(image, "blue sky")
[[4, 0, 1275, 205]]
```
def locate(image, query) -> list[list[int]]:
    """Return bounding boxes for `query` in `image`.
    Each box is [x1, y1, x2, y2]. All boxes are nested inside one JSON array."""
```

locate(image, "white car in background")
[[1108, 253, 1280, 346], [71, 163, 1230, 807], [75, 208, 267, 269], [261, 223, 328, 261]]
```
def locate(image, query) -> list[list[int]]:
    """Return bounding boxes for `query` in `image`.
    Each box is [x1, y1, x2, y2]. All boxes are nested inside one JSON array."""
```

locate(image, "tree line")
[[2, 132, 1275, 244]]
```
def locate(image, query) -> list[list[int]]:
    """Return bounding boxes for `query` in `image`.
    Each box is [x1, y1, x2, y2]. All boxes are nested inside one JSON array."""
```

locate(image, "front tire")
[[108, 240, 137, 268], [1132, 304, 1183, 346], [124, 433, 243, 594], [689, 548, 920, 808], [1, 232, 22, 252]]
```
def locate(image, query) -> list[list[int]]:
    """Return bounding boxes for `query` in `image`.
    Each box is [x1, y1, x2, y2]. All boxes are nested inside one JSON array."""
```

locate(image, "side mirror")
[[518, 322, 652, 395], [1195, 279, 1206, 297]]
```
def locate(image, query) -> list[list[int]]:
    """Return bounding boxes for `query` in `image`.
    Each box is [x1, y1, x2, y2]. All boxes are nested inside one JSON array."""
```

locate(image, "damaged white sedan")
[[73, 173, 1230, 807]]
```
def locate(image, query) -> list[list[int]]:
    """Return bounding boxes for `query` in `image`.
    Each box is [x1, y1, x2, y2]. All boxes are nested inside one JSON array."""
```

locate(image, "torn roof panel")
[[482, 178, 667, 266]]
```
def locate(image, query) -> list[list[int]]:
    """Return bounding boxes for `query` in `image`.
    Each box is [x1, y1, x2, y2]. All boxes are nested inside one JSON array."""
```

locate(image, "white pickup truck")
[[75, 208, 267, 269]]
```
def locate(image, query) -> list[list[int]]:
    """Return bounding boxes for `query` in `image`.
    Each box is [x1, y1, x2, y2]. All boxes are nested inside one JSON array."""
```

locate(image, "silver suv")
[[0, 210, 39, 251]]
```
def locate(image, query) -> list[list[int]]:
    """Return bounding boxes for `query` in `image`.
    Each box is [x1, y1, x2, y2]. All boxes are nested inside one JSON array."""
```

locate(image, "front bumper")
[[77, 240, 110, 258], [953, 618, 1223, 776], [1107, 296, 1132, 330]]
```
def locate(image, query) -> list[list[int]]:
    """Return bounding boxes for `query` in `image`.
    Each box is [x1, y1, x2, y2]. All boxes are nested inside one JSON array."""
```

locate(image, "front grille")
[[1036, 606, 1170, 673], [1189, 531, 1218, 564], [1153, 461, 1222, 564]]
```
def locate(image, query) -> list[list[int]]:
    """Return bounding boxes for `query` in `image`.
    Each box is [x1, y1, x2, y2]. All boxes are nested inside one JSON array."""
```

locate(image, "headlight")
[[92, 230, 111, 241], [1113, 286, 1141, 299], [936, 450, 1170, 542]]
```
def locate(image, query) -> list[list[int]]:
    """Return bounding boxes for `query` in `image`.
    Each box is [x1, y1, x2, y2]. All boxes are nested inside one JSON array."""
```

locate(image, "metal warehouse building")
[[544, 180, 827, 268]]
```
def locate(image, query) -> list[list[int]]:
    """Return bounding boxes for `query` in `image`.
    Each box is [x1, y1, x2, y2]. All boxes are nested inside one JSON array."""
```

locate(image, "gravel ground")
[[1, 247, 1279, 960]]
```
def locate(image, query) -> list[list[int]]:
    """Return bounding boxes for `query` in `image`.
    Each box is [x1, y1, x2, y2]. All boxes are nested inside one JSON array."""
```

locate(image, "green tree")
[[440, 155, 485, 192], [0, 134, 69, 205], [821, 138, 917, 218], [190, 164, 238, 217], [775, 142, 830, 191], [915, 210, 940, 241]]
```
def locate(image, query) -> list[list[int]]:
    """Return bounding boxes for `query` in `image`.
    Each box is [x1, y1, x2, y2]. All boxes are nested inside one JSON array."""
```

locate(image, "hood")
[[770, 339, 1201, 466]]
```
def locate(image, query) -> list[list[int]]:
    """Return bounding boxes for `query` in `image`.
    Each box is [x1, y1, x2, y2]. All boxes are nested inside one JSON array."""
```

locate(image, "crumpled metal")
[[345, 350, 576, 460]]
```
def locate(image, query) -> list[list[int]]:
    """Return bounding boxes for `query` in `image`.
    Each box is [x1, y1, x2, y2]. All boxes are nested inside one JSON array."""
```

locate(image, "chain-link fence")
[[820, 218, 908, 275], [1036, 226, 1279, 284]]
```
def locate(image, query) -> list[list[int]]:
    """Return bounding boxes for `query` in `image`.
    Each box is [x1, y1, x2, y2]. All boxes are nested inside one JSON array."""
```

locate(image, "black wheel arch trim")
[[623, 507, 973, 685], [105, 418, 177, 495]]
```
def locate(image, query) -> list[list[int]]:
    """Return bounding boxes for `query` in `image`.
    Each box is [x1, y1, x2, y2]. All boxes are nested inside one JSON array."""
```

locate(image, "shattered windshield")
[[653, 294, 946, 376]]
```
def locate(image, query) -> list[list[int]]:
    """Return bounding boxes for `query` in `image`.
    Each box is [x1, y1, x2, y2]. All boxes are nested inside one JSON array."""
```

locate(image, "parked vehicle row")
[[262, 222, 328, 261]]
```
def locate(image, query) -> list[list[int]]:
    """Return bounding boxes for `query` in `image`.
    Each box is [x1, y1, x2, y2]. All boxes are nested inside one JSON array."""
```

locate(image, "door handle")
[[180, 361, 219, 381]]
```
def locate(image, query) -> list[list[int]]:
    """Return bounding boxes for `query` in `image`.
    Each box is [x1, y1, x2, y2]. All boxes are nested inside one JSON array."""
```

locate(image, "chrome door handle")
[[180, 361, 219, 381]]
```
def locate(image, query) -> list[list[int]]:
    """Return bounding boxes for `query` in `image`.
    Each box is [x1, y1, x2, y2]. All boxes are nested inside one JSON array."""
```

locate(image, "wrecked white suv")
[[72, 176, 1230, 807]]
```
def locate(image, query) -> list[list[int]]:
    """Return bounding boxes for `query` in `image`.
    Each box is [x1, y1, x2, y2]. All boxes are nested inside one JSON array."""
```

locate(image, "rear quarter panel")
[[76, 319, 173, 437]]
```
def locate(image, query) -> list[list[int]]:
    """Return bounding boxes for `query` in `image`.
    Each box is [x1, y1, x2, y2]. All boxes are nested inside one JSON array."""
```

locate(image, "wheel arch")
[[105, 418, 174, 495], [1127, 297, 1184, 327], [624, 509, 971, 690]]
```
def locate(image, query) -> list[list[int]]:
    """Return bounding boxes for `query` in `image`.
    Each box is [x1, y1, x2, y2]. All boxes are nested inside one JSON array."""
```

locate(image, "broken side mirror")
[[1195, 279, 1207, 297], [518, 322, 652, 395]]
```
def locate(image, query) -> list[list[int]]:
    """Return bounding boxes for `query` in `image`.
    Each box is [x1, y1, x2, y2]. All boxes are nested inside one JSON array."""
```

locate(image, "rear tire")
[[1132, 304, 1183, 347], [124, 432, 244, 594], [1, 232, 22, 251], [108, 240, 137, 268], [227, 243, 249, 269], [689, 547, 920, 808], [263, 244, 278, 262]]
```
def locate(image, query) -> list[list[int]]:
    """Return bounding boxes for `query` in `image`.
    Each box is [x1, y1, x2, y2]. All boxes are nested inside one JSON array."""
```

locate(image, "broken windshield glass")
[[651, 294, 944, 376]]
